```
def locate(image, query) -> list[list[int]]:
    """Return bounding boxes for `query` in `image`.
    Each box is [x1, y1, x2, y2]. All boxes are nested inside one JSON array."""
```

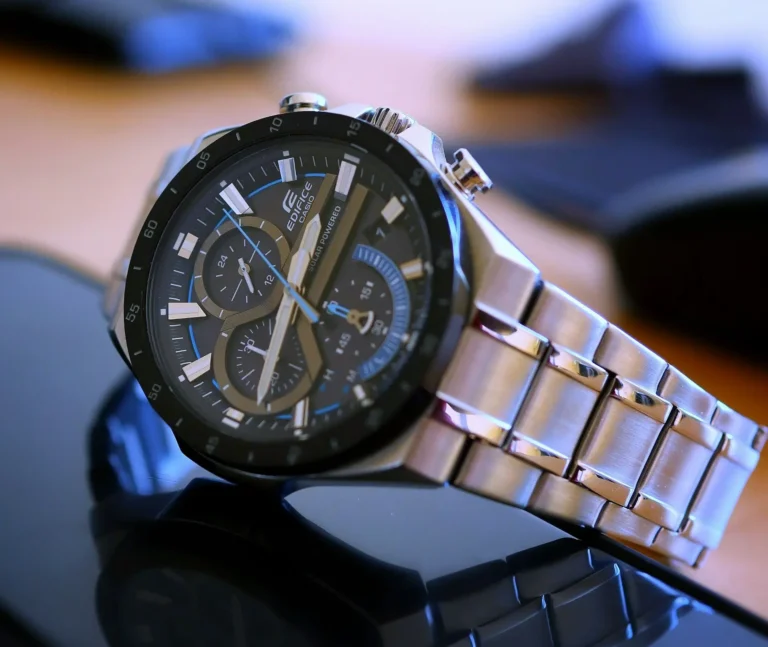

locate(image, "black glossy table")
[[0, 250, 766, 647]]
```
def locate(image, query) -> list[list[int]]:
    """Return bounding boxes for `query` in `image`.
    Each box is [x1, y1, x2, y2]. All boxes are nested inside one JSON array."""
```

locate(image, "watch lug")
[[328, 102, 375, 119], [187, 126, 237, 161], [300, 416, 443, 487], [397, 122, 450, 172], [456, 198, 541, 324], [399, 124, 542, 324]]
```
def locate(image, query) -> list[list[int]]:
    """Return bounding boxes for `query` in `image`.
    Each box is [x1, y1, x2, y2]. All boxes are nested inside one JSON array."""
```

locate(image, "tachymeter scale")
[[142, 125, 441, 464]]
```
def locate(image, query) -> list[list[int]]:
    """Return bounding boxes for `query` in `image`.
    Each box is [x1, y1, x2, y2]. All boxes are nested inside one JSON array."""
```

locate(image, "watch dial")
[[126, 113, 460, 473]]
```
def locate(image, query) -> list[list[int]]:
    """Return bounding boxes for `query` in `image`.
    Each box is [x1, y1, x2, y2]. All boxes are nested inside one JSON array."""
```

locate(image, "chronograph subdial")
[[194, 216, 289, 320], [318, 245, 411, 383], [212, 316, 323, 416]]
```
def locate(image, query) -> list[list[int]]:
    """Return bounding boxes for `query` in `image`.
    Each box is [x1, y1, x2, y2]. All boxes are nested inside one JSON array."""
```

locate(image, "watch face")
[[124, 111, 464, 475]]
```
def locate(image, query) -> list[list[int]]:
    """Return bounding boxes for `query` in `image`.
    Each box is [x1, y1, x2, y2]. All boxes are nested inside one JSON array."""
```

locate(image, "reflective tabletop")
[[1, 250, 767, 647]]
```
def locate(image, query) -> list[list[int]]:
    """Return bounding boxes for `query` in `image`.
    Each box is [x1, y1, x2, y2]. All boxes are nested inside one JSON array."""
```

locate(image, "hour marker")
[[176, 233, 198, 259], [168, 302, 206, 320], [172, 233, 184, 251], [178, 374, 186, 382], [354, 384, 373, 407], [182, 353, 211, 382], [381, 196, 404, 224], [160, 308, 167, 316], [335, 159, 357, 197], [219, 183, 253, 215], [400, 258, 424, 281], [278, 155, 297, 182], [293, 398, 309, 429], [222, 407, 244, 429]]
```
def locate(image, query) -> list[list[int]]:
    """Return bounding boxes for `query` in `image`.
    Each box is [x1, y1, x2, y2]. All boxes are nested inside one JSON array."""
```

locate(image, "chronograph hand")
[[256, 214, 323, 405], [224, 212, 319, 323]]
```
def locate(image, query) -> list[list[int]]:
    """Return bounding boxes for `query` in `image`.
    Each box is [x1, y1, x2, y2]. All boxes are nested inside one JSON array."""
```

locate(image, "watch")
[[104, 91, 766, 567]]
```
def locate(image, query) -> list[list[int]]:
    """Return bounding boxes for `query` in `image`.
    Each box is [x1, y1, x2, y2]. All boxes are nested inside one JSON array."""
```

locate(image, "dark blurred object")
[[470, 2, 768, 361], [0, 0, 293, 73], [0, 605, 49, 647], [475, 2, 657, 91]]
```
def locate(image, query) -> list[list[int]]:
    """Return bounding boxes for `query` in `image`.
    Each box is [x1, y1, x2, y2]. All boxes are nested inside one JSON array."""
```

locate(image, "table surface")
[[2, 15, 767, 619]]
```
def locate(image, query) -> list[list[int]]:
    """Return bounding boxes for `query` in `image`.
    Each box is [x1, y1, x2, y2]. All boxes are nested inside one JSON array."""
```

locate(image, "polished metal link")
[[422, 280, 764, 566]]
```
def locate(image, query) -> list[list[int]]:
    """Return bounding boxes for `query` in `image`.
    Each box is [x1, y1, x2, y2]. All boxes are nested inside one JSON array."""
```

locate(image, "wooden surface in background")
[[2, 37, 768, 618]]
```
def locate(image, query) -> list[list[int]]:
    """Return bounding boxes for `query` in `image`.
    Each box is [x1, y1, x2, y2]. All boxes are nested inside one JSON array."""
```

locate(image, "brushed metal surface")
[[438, 328, 539, 429], [404, 418, 467, 483], [594, 325, 667, 392], [454, 443, 542, 506], [575, 397, 665, 506], [652, 529, 704, 566], [509, 367, 600, 477], [711, 401, 759, 446], [658, 365, 717, 422], [633, 428, 716, 530], [597, 503, 659, 547], [684, 440, 757, 548], [525, 282, 607, 360], [529, 474, 606, 526]]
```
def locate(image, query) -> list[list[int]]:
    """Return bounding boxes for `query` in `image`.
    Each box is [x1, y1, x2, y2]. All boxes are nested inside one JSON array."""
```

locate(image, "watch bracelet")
[[421, 281, 767, 566]]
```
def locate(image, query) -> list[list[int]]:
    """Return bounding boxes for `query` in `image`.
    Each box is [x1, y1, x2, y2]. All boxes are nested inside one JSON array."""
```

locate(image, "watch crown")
[[449, 148, 493, 197], [365, 107, 415, 135], [279, 92, 328, 113]]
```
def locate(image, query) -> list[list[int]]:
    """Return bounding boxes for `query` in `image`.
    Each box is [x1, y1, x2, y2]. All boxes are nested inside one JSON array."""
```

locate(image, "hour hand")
[[238, 258, 255, 294]]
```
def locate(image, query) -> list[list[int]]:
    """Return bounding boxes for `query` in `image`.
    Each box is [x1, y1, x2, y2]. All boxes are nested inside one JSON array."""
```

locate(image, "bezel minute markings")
[[123, 110, 462, 477]]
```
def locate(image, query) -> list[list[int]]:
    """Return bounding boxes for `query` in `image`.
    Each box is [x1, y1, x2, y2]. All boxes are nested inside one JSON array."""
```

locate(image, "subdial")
[[194, 216, 289, 319], [217, 319, 308, 414], [318, 261, 395, 378]]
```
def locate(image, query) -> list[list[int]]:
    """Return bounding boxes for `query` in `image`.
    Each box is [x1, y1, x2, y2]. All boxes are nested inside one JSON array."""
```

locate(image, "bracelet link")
[[507, 346, 607, 477], [572, 379, 672, 507], [631, 411, 721, 530]]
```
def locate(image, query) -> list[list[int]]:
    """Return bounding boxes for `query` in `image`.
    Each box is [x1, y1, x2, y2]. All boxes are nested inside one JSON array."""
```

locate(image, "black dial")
[[194, 216, 289, 320], [124, 111, 463, 475]]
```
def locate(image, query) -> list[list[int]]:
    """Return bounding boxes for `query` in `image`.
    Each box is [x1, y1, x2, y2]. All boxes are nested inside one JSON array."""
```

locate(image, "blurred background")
[[2, 0, 768, 620]]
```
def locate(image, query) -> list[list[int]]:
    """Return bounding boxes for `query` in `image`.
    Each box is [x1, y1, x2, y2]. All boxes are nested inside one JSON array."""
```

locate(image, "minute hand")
[[306, 184, 369, 306], [256, 214, 323, 405]]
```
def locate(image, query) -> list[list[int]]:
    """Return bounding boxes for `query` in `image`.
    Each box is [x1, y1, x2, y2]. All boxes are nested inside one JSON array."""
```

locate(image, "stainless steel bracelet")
[[407, 281, 766, 567]]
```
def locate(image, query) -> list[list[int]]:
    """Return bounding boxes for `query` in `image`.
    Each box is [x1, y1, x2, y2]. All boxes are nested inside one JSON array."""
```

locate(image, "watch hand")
[[224, 212, 319, 323], [306, 184, 369, 306], [326, 302, 374, 334], [238, 258, 255, 294], [256, 214, 324, 405], [245, 340, 267, 357]]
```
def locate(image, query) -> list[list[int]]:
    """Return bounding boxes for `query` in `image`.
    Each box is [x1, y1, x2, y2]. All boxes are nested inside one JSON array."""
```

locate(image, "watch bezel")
[[123, 110, 465, 477]]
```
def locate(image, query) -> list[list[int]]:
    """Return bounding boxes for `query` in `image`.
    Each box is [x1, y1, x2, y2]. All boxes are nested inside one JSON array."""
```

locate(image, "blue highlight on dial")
[[351, 244, 411, 381]]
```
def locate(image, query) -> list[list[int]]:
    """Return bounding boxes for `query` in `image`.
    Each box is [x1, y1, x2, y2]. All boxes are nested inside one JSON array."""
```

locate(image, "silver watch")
[[105, 92, 766, 567]]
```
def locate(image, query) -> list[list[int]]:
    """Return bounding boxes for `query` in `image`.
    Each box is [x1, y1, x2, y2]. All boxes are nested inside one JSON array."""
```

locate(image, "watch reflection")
[[87, 377, 732, 647]]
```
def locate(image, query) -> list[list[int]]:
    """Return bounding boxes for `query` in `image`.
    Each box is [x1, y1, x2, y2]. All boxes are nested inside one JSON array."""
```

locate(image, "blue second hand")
[[223, 211, 319, 323]]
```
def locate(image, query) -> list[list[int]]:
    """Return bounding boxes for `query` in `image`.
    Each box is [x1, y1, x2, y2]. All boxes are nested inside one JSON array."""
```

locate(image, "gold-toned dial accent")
[[194, 215, 290, 320]]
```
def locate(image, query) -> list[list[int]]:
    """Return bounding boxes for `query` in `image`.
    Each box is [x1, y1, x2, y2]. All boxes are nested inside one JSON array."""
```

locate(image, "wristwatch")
[[104, 91, 766, 567]]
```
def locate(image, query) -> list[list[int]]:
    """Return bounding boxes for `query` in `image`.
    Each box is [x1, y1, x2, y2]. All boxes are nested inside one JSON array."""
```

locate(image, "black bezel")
[[123, 110, 462, 477]]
